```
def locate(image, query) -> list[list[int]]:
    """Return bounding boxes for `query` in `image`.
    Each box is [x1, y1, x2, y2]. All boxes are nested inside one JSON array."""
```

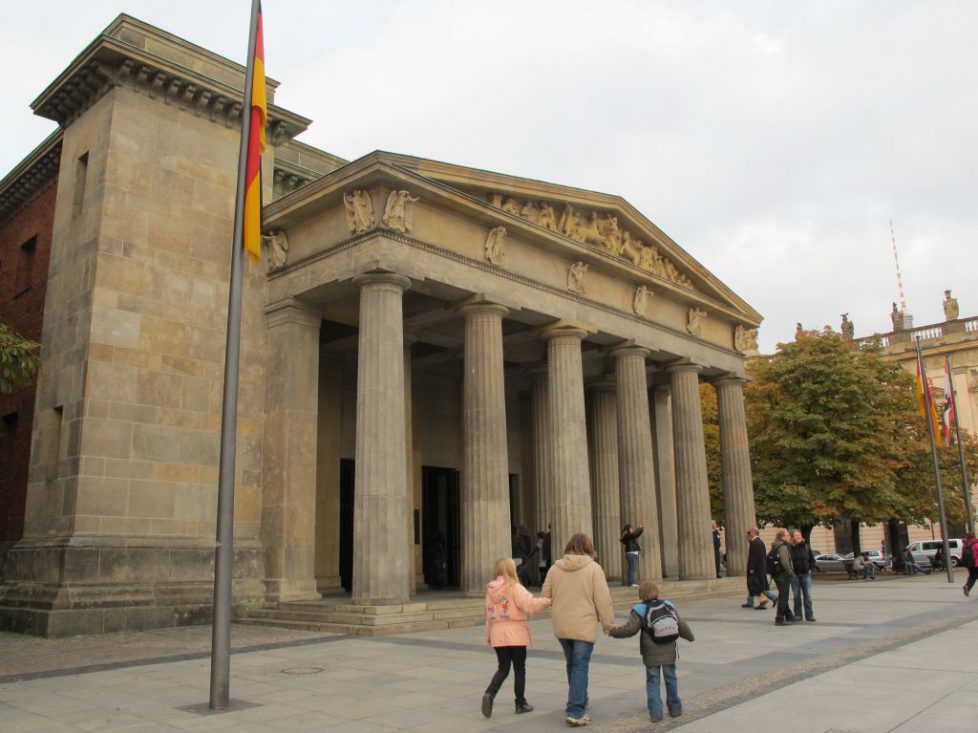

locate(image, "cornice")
[[0, 131, 63, 225], [30, 20, 310, 143]]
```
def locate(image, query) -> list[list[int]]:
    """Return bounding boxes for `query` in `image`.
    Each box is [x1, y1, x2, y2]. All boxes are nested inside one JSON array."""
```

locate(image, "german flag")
[[915, 346, 942, 447], [243, 3, 266, 262]]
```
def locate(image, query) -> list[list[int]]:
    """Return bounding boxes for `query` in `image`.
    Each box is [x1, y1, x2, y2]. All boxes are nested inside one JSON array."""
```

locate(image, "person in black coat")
[[620, 523, 644, 587], [742, 527, 777, 609]]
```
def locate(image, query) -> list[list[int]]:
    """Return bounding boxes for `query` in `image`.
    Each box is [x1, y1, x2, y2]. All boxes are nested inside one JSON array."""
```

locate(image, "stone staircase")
[[235, 577, 742, 636]]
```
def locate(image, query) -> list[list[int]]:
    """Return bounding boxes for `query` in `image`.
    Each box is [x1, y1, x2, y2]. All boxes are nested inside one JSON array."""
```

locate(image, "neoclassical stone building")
[[0, 15, 761, 635]]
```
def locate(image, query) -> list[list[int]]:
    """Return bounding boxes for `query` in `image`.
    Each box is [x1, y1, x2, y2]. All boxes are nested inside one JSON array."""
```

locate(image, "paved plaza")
[[2, 572, 977, 732]]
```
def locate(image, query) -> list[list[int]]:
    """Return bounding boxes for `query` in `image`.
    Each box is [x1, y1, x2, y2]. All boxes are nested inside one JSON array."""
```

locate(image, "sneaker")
[[650, 713, 663, 722], [755, 602, 768, 610], [631, 584, 639, 588], [566, 715, 591, 726], [669, 710, 683, 718], [740, 603, 753, 608], [481, 692, 493, 718], [807, 618, 816, 622], [516, 702, 533, 714]]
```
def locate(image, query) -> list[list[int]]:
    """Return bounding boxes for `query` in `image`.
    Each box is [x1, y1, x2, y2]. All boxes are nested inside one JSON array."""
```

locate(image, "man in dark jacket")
[[770, 529, 795, 626], [789, 529, 817, 622], [621, 524, 644, 588], [742, 527, 777, 609]]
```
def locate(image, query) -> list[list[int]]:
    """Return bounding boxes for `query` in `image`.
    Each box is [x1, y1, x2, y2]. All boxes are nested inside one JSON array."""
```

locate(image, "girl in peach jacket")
[[481, 557, 552, 718]]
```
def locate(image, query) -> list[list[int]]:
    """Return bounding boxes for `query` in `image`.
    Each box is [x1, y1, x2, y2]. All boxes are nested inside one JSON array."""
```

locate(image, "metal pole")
[[946, 356, 974, 536], [915, 338, 954, 584], [209, 0, 261, 711]]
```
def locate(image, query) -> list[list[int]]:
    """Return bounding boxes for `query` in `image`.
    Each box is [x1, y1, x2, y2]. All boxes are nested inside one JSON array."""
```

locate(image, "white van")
[[907, 539, 963, 567]]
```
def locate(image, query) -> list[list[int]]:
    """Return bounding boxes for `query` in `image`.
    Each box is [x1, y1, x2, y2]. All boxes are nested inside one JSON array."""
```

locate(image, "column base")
[[266, 578, 321, 603]]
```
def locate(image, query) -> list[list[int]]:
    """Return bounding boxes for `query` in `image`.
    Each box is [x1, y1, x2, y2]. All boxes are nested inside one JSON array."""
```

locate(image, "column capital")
[[264, 298, 322, 329], [664, 359, 704, 376], [586, 377, 617, 394], [608, 344, 651, 361], [713, 374, 749, 388], [352, 271, 411, 292], [457, 301, 509, 319], [539, 323, 588, 343]]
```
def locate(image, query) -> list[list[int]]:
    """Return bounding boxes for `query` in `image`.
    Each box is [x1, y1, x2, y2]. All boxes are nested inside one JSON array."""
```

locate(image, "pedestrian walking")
[[607, 580, 694, 723], [962, 533, 978, 596], [768, 529, 795, 626], [742, 527, 777, 609], [482, 557, 551, 718], [542, 533, 616, 727], [789, 529, 816, 622]]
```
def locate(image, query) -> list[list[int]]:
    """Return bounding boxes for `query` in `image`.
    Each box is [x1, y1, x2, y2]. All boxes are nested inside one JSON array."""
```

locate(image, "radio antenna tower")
[[890, 219, 908, 314]]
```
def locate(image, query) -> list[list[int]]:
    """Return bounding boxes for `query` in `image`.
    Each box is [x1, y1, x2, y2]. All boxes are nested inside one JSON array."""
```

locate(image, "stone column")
[[315, 350, 343, 593], [352, 273, 411, 604], [529, 367, 552, 539], [653, 386, 680, 579], [587, 379, 621, 580], [262, 299, 322, 601], [543, 325, 592, 555], [716, 377, 756, 578], [403, 335, 421, 593], [668, 361, 714, 580], [611, 346, 662, 581], [459, 302, 511, 594]]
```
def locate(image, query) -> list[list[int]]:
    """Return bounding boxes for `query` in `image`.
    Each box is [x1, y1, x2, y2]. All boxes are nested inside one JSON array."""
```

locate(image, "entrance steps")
[[235, 576, 742, 637]]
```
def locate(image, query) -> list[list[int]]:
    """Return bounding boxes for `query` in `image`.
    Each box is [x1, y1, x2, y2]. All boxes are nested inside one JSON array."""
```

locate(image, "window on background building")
[[14, 236, 37, 297]]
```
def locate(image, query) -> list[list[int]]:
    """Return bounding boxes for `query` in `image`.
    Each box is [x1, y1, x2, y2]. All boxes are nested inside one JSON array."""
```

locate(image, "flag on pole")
[[243, 3, 267, 262], [915, 346, 943, 447], [943, 360, 956, 445]]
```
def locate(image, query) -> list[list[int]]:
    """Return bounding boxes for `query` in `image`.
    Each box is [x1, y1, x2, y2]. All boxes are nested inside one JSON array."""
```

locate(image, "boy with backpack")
[[607, 580, 694, 723]]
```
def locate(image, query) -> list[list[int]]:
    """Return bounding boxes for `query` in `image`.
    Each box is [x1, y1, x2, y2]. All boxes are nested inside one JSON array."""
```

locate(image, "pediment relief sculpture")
[[383, 190, 421, 233], [488, 192, 694, 291], [568, 261, 589, 295], [485, 226, 507, 266], [633, 285, 653, 317], [734, 324, 758, 353], [687, 307, 707, 337], [343, 189, 374, 233], [264, 230, 289, 269]]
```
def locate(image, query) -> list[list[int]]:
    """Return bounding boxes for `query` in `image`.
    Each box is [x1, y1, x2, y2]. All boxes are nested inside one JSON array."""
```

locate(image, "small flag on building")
[[243, 3, 267, 262]]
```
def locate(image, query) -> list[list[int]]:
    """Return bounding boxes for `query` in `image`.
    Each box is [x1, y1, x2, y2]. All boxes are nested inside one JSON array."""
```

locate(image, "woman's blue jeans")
[[646, 663, 681, 719], [558, 638, 593, 718], [625, 552, 639, 586]]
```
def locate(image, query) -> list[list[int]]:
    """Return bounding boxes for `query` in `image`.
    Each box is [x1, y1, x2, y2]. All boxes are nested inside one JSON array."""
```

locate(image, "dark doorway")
[[422, 466, 460, 589], [339, 458, 355, 591]]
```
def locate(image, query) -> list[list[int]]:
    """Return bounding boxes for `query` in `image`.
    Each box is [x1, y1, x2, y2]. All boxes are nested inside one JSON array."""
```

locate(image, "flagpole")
[[946, 355, 974, 535], [915, 338, 954, 583], [210, 0, 262, 711]]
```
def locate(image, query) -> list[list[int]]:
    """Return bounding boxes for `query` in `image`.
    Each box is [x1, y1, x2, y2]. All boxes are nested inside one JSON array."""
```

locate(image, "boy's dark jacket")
[[608, 600, 694, 666]]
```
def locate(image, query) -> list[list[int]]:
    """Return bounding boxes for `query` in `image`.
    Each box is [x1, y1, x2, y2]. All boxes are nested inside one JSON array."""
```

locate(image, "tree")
[[0, 322, 41, 394], [743, 328, 963, 545], [700, 383, 724, 523]]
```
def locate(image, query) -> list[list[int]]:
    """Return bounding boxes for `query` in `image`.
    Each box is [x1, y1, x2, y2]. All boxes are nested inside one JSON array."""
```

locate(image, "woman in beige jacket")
[[541, 533, 616, 727]]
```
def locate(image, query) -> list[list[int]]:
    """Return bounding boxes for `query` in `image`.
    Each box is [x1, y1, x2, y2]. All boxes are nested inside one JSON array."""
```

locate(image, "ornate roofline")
[[0, 130, 63, 226], [30, 14, 311, 143]]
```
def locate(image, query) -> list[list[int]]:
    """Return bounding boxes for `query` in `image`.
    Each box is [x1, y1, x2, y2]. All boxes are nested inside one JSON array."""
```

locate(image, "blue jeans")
[[558, 638, 593, 718], [625, 553, 639, 585], [790, 573, 814, 620], [646, 663, 681, 719]]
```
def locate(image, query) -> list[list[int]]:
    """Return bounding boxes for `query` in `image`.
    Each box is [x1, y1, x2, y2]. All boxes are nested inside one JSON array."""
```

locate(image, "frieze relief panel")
[[488, 192, 694, 291]]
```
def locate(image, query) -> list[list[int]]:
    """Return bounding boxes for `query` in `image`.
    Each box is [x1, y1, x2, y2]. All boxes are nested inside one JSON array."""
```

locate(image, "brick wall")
[[0, 180, 58, 542]]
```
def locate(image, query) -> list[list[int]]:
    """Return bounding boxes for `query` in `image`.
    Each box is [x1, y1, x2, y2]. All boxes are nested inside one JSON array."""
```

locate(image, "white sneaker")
[[631, 584, 639, 588], [566, 715, 591, 726]]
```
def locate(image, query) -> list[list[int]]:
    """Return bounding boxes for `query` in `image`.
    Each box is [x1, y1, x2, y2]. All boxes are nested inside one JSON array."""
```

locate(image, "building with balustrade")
[[0, 15, 762, 635]]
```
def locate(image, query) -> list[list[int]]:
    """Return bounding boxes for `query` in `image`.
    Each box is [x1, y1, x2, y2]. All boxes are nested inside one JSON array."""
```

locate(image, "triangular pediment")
[[263, 150, 761, 327]]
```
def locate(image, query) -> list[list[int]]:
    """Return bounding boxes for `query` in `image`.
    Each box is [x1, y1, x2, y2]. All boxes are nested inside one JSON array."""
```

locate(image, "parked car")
[[814, 553, 848, 572], [907, 539, 963, 567], [843, 550, 888, 569]]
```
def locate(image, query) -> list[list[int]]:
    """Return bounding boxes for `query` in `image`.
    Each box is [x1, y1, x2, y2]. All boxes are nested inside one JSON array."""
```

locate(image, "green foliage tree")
[[0, 322, 41, 394], [699, 383, 724, 523], [743, 328, 966, 538]]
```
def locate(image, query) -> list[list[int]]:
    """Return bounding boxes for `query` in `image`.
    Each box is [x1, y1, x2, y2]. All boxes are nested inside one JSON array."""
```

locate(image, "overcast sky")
[[3, 1, 975, 352]]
